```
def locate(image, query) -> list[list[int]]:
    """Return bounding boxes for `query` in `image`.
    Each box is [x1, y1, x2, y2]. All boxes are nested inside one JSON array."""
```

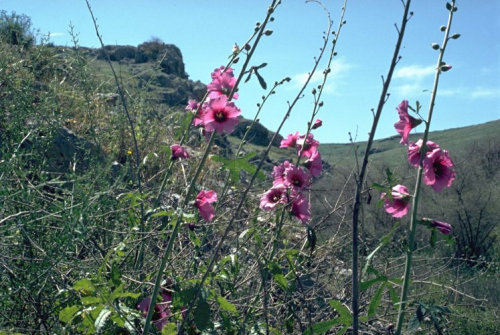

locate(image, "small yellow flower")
[[127, 149, 133, 155]]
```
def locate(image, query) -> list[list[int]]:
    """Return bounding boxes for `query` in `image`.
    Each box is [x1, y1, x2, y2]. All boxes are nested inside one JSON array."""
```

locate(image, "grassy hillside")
[[1, 37, 498, 334]]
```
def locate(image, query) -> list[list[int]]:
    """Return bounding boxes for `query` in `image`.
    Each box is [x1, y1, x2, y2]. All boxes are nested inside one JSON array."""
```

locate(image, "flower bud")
[[451, 33, 461, 39], [440, 25, 446, 32], [431, 43, 440, 50], [440, 64, 453, 72]]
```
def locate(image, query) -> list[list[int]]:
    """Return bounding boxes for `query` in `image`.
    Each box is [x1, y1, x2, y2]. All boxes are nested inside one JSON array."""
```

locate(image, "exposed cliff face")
[[93, 41, 280, 147]]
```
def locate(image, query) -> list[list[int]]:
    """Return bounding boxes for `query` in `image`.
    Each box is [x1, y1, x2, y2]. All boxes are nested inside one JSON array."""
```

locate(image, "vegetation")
[[0, 2, 498, 334]]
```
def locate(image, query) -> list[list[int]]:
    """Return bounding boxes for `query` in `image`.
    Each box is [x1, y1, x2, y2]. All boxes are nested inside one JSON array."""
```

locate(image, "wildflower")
[[280, 131, 300, 149], [423, 148, 456, 192], [260, 186, 287, 211], [137, 289, 172, 331], [170, 144, 190, 160], [407, 139, 440, 167], [284, 164, 311, 191], [195, 190, 217, 221], [381, 184, 411, 218], [304, 149, 323, 177], [311, 118, 323, 129], [394, 100, 422, 145], [202, 95, 241, 134], [186, 99, 204, 126], [430, 219, 452, 235], [271, 160, 292, 187], [207, 66, 238, 99], [290, 195, 311, 224], [296, 133, 319, 158]]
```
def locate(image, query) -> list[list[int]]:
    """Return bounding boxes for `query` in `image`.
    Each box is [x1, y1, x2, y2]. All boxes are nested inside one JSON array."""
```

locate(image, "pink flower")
[[311, 119, 323, 129], [431, 219, 452, 234], [170, 144, 190, 160], [280, 131, 300, 149], [394, 100, 422, 145], [284, 164, 311, 191], [195, 190, 218, 221], [423, 148, 456, 192], [185, 99, 199, 112], [202, 95, 241, 134], [304, 150, 323, 177], [408, 139, 440, 167], [137, 289, 172, 330], [381, 184, 411, 218], [291, 195, 311, 224], [260, 187, 287, 211], [207, 66, 238, 99], [271, 161, 292, 187], [296, 133, 319, 158], [186, 99, 204, 127]]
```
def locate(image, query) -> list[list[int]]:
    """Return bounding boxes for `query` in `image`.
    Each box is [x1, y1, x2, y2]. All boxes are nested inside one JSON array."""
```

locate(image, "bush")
[[0, 10, 35, 47]]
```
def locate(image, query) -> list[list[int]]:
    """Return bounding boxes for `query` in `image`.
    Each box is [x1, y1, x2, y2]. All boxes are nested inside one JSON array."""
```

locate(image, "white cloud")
[[290, 59, 353, 95], [45, 32, 65, 38], [470, 87, 500, 99], [394, 65, 435, 80]]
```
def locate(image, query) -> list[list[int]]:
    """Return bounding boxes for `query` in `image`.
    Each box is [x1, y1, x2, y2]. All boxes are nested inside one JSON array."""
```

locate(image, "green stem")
[[142, 133, 215, 335], [394, 2, 455, 333]]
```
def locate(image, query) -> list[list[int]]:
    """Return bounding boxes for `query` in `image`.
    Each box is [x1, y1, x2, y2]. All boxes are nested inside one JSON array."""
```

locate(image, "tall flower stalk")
[[350, 1, 412, 333], [395, 1, 458, 333]]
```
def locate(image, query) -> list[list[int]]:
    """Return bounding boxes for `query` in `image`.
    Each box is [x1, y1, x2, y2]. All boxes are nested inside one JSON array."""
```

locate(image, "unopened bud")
[[440, 64, 453, 72], [244, 43, 251, 51], [440, 25, 446, 32], [264, 30, 273, 36], [451, 33, 461, 39], [431, 43, 440, 50]]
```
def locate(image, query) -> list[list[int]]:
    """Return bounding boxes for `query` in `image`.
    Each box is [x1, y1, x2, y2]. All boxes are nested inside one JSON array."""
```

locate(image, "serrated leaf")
[[94, 308, 111, 332], [59, 305, 81, 324], [151, 210, 174, 218], [216, 296, 238, 314], [304, 318, 341, 335], [387, 283, 399, 306]]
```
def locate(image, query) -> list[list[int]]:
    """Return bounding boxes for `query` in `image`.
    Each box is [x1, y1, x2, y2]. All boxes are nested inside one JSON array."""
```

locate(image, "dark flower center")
[[214, 110, 226, 122]]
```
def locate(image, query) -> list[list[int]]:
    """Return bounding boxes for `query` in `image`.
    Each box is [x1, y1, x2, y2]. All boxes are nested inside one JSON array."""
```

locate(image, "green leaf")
[[151, 210, 174, 218], [59, 305, 81, 324], [387, 283, 399, 306], [304, 318, 342, 335], [367, 283, 386, 317], [328, 300, 352, 325], [73, 278, 95, 294], [193, 300, 211, 331], [273, 273, 289, 291], [162, 323, 178, 335], [111, 263, 121, 286], [216, 295, 238, 315], [81, 296, 102, 305], [211, 153, 265, 184], [94, 308, 111, 332], [371, 183, 386, 191], [360, 276, 386, 292]]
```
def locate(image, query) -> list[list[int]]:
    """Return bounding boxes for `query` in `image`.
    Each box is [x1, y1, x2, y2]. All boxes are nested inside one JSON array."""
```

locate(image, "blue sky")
[[3, 0, 499, 143]]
